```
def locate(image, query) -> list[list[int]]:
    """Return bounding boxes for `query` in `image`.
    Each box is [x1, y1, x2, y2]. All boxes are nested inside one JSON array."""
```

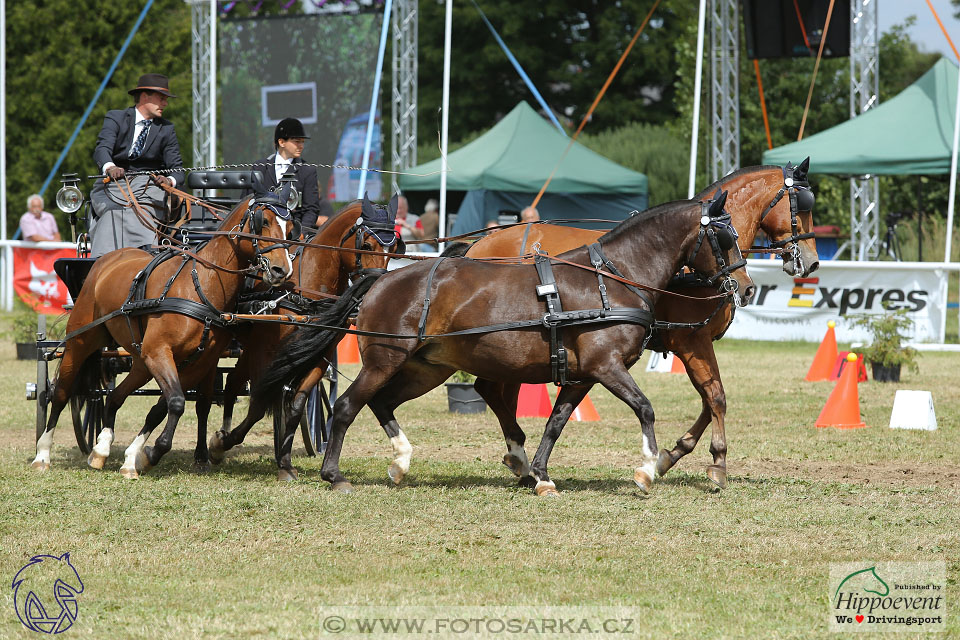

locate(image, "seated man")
[[20, 194, 61, 242], [89, 73, 184, 258]]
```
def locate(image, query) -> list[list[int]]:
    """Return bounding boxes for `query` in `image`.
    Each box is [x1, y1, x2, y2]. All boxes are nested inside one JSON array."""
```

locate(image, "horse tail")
[[440, 241, 471, 257], [254, 271, 383, 414]]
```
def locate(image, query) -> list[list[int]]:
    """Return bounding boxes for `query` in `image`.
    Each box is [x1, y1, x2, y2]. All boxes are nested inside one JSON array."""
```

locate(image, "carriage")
[[26, 170, 338, 465]]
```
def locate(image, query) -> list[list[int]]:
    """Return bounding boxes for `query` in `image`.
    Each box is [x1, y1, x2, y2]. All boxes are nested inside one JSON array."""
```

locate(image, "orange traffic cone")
[[336, 326, 361, 364], [517, 384, 552, 418], [815, 353, 867, 429], [670, 354, 686, 374], [570, 393, 600, 421], [806, 320, 838, 381]]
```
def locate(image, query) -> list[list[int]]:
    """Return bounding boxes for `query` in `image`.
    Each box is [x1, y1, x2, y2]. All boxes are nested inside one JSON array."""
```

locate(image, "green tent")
[[763, 58, 958, 175], [398, 102, 648, 234]]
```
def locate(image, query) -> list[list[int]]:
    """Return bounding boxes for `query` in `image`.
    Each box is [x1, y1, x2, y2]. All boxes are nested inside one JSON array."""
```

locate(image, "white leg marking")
[[534, 480, 559, 497], [120, 433, 149, 476], [92, 428, 114, 458], [32, 429, 55, 470], [638, 434, 657, 485], [387, 429, 413, 484], [502, 438, 531, 477]]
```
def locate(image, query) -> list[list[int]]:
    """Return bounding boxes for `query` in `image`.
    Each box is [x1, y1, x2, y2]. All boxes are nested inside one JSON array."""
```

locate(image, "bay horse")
[[256, 192, 751, 495], [462, 162, 818, 488], [206, 196, 397, 480], [31, 192, 295, 478]]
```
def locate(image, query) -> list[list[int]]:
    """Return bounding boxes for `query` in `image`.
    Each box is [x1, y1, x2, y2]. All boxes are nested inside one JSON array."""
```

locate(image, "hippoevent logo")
[[755, 277, 929, 314], [11, 553, 84, 634], [829, 562, 945, 632]]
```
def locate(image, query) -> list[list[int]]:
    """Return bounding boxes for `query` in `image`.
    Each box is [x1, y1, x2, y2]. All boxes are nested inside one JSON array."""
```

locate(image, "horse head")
[[12, 552, 84, 633], [221, 191, 295, 287], [686, 190, 755, 307], [760, 158, 819, 277], [335, 193, 400, 277]]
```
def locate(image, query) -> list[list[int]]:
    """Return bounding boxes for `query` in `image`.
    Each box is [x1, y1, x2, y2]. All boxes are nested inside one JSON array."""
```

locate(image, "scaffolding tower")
[[391, 0, 418, 193], [848, 0, 880, 260], [188, 0, 216, 170], [710, 0, 740, 182]]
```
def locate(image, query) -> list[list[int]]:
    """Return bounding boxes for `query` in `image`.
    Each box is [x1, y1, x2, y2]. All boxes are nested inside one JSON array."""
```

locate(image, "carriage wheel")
[[35, 349, 50, 442], [70, 363, 111, 455], [300, 383, 332, 457]]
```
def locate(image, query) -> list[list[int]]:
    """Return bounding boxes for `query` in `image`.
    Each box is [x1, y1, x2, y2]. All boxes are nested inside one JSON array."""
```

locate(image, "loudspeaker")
[[741, 0, 850, 60]]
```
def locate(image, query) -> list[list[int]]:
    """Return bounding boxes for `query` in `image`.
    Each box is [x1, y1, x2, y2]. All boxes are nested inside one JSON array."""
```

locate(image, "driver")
[[89, 73, 185, 258]]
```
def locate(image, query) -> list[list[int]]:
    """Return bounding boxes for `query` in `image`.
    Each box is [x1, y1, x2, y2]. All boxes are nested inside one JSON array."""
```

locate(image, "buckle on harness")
[[536, 283, 558, 297]]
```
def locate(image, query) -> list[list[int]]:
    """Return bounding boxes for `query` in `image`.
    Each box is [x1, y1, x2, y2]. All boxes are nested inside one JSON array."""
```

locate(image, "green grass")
[[0, 337, 957, 639]]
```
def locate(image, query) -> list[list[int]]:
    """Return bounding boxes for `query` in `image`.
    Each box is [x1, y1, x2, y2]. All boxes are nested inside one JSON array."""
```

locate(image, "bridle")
[[231, 193, 294, 278], [685, 197, 747, 295], [339, 215, 404, 279], [759, 162, 817, 274]]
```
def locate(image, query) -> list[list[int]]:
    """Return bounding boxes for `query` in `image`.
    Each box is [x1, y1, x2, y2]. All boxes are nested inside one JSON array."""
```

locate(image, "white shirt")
[[274, 155, 293, 182], [102, 108, 177, 187]]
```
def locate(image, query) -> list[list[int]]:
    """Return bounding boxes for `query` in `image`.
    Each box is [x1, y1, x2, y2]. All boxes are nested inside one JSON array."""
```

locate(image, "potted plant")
[[5, 301, 41, 360], [444, 371, 487, 413], [846, 307, 919, 382]]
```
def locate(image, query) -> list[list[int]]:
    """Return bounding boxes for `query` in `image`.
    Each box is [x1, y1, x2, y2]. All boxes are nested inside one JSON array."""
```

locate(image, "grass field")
[[0, 336, 957, 639]]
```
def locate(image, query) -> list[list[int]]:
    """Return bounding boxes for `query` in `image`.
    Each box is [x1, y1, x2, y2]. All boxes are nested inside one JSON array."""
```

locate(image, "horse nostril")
[[270, 265, 286, 280], [807, 260, 820, 274], [743, 285, 756, 301]]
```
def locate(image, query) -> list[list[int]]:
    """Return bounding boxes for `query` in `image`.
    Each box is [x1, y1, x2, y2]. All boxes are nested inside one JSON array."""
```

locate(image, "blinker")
[[796, 188, 815, 212]]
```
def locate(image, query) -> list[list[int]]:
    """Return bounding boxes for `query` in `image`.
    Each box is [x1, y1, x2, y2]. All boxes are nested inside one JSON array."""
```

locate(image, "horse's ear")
[[797, 157, 810, 178], [709, 190, 728, 217], [361, 192, 375, 220]]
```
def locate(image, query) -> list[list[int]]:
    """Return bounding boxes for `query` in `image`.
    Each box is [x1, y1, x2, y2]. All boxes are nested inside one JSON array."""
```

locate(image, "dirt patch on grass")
[[731, 457, 960, 489]]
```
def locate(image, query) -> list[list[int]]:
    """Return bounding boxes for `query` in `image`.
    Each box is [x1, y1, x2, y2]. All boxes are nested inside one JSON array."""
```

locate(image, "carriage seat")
[[54, 258, 97, 300], [174, 170, 265, 244]]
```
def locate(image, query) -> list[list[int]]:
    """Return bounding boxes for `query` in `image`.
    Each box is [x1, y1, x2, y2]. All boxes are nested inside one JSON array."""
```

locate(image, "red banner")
[[13, 247, 76, 314]]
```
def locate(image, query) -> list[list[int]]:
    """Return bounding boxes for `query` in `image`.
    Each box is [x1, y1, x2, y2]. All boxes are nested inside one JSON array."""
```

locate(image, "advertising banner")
[[13, 247, 76, 314], [725, 259, 951, 343]]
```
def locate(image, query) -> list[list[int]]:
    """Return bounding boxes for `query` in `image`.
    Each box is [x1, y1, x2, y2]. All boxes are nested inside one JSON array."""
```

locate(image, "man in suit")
[[89, 73, 185, 258], [248, 117, 322, 229]]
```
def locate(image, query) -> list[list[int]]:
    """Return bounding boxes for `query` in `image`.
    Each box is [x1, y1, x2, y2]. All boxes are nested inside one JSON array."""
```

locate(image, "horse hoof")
[[31, 460, 50, 473], [277, 468, 299, 482], [207, 432, 226, 465], [87, 451, 107, 470], [136, 450, 153, 475], [656, 450, 675, 477], [119, 466, 139, 480], [193, 460, 212, 475], [330, 481, 354, 494], [534, 480, 559, 497], [634, 468, 653, 495], [706, 465, 727, 489], [387, 462, 405, 485], [502, 454, 526, 477], [518, 475, 537, 489]]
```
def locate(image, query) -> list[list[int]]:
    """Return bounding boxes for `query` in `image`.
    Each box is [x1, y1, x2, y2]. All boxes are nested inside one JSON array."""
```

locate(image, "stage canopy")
[[398, 102, 648, 233], [763, 58, 958, 175]]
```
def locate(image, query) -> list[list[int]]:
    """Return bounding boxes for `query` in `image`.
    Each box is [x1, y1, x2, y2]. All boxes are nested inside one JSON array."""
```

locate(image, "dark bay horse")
[[32, 195, 294, 477], [463, 162, 818, 488], [207, 197, 397, 480], [256, 193, 750, 495]]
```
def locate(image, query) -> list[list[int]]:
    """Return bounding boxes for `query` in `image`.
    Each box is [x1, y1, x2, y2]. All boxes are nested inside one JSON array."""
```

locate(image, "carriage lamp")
[[56, 174, 83, 214], [25, 382, 37, 400], [279, 174, 301, 210]]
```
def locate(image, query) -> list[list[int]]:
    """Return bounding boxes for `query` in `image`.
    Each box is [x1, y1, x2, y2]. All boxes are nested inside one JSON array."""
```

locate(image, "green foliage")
[[2, 300, 39, 343], [5, 0, 192, 238], [845, 307, 920, 371], [447, 370, 476, 384]]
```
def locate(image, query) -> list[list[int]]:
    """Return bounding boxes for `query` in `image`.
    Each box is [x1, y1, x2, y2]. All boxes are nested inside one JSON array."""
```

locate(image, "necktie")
[[129, 120, 152, 160]]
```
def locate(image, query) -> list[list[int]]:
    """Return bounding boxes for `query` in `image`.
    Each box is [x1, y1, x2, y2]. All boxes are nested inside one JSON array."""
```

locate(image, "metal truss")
[[187, 0, 216, 171], [391, 0, 418, 194], [709, 0, 739, 182], [848, 0, 879, 260]]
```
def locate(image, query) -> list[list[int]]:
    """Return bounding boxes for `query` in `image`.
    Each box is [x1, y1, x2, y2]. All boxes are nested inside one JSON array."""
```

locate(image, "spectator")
[[394, 196, 424, 245], [89, 73, 185, 258], [417, 198, 440, 250], [20, 195, 61, 242], [521, 205, 540, 222]]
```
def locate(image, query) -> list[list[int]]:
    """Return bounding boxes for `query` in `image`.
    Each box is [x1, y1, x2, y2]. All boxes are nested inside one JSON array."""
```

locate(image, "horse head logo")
[[11, 553, 83, 634], [834, 566, 890, 601]]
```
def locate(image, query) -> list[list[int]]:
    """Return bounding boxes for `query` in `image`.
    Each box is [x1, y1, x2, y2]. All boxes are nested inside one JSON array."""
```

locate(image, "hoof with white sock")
[[634, 468, 653, 494], [388, 431, 412, 485], [207, 431, 227, 465], [387, 462, 406, 485], [31, 460, 50, 473], [87, 451, 107, 470], [119, 466, 139, 480], [534, 480, 560, 497]]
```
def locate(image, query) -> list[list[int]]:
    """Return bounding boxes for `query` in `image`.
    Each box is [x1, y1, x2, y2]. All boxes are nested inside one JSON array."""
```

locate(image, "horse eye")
[[361, 243, 373, 251]]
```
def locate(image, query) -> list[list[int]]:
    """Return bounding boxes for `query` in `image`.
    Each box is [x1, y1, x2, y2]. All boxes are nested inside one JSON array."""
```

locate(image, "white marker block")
[[646, 352, 674, 373], [889, 390, 937, 431]]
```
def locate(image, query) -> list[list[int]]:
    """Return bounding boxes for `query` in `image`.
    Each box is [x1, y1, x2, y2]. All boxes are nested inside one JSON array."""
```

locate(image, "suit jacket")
[[93, 107, 185, 184], [247, 154, 321, 228]]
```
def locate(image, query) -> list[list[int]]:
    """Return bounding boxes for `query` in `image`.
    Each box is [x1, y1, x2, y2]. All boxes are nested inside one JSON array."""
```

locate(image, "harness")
[[759, 162, 817, 273]]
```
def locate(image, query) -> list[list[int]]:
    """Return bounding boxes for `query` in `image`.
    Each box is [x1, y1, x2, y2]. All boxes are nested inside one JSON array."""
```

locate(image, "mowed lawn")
[[0, 335, 957, 639]]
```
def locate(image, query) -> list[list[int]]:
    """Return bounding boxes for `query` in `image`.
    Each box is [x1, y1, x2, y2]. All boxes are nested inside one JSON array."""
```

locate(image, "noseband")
[[339, 217, 403, 279], [236, 197, 293, 276], [685, 200, 747, 292], [759, 164, 817, 273]]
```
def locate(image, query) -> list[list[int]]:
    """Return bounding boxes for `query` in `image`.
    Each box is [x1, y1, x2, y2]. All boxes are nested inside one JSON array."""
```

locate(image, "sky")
[[879, 1, 960, 60]]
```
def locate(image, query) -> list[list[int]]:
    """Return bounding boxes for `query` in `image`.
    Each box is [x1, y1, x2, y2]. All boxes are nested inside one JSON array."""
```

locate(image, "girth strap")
[[417, 257, 448, 341], [534, 253, 571, 386]]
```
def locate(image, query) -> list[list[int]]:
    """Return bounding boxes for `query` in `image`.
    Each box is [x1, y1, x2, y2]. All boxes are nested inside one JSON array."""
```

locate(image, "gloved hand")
[[105, 166, 125, 181]]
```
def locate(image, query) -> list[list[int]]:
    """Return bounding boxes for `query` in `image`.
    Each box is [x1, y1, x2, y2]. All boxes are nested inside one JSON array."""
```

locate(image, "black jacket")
[[93, 107, 184, 184], [248, 154, 321, 228]]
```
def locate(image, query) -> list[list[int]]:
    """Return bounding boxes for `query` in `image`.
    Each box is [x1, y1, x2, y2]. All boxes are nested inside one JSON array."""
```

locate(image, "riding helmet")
[[274, 118, 310, 145]]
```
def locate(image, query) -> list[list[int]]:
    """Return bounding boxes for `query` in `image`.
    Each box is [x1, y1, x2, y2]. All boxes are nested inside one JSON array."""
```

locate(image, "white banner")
[[726, 259, 955, 343]]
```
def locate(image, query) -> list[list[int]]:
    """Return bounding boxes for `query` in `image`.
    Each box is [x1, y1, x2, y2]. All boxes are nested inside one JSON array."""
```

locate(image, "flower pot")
[[16, 342, 35, 361], [445, 382, 486, 413], [871, 363, 901, 383]]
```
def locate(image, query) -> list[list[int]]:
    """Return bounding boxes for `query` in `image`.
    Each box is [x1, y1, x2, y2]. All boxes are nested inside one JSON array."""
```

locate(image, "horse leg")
[[473, 379, 532, 483], [193, 376, 216, 474], [595, 367, 659, 494], [209, 384, 271, 465], [273, 367, 326, 482], [122, 356, 186, 476], [220, 350, 250, 433], [526, 384, 591, 497], [655, 341, 729, 488]]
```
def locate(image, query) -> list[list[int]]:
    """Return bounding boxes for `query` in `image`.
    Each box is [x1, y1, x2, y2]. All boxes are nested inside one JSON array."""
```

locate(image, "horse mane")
[[597, 199, 698, 245], [694, 165, 780, 200]]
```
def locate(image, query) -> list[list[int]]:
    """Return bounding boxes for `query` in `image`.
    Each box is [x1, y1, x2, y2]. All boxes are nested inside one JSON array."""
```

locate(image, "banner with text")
[[725, 260, 950, 343]]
